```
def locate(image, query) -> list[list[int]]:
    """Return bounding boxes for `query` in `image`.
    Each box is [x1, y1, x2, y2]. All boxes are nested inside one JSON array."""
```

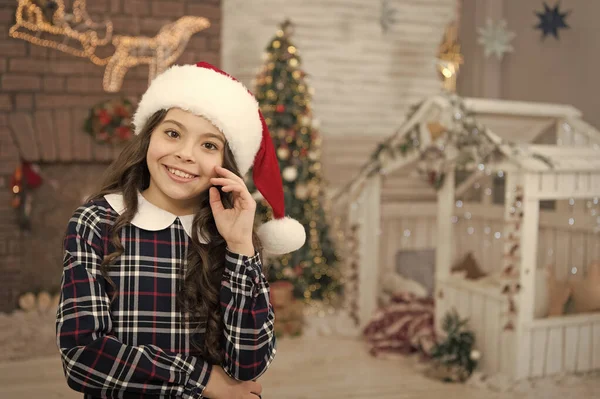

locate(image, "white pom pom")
[[257, 217, 306, 255]]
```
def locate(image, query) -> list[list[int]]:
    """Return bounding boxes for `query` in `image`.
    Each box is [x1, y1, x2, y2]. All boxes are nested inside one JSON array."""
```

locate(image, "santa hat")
[[132, 62, 306, 255]]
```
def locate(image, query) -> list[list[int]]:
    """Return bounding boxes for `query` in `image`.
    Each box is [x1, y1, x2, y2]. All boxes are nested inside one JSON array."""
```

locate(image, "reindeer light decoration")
[[104, 16, 210, 92], [9, 0, 210, 93], [9, 0, 113, 61]]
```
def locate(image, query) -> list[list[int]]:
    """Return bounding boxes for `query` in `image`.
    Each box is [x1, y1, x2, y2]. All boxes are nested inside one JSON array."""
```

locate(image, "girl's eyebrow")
[[163, 119, 225, 144], [199, 133, 226, 144], [163, 119, 188, 131]]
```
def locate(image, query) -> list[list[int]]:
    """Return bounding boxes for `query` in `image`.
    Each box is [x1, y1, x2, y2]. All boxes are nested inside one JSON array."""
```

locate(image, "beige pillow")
[[534, 268, 549, 318], [546, 265, 572, 317], [451, 252, 487, 280], [569, 262, 600, 314]]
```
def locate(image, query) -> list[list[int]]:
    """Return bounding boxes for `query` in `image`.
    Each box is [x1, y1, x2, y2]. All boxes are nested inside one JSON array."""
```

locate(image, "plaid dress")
[[56, 194, 276, 398]]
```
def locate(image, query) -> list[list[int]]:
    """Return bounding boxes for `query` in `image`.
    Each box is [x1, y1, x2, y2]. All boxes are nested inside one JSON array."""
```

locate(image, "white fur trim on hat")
[[257, 217, 306, 255], [132, 64, 262, 175]]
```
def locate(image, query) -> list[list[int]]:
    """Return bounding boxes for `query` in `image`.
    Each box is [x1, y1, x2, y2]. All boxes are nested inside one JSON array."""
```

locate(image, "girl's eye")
[[203, 142, 218, 150], [165, 129, 180, 139]]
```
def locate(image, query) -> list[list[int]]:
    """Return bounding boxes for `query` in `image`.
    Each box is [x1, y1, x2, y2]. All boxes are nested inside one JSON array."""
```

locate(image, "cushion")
[[568, 262, 600, 314], [381, 271, 428, 298], [546, 265, 572, 317], [395, 249, 436, 295], [451, 252, 487, 280], [534, 268, 549, 318]]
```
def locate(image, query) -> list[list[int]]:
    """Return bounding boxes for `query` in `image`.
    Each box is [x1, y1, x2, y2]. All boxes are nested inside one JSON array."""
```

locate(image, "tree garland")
[[364, 93, 554, 191]]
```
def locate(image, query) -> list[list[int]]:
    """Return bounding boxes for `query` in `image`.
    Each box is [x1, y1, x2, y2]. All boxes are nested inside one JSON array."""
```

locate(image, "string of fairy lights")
[[9, 0, 209, 92]]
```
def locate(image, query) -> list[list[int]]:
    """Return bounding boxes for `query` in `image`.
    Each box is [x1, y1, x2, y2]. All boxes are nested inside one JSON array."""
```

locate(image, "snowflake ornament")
[[477, 19, 516, 60]]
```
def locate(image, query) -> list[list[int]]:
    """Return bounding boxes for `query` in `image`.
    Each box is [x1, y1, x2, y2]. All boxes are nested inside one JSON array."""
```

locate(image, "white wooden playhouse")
[[332, 94, 600, 380]]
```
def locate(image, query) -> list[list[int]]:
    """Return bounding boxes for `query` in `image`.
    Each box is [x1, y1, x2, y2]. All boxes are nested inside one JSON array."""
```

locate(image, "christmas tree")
[[428, 309, 479, 382], [249, 20, 341, 304]]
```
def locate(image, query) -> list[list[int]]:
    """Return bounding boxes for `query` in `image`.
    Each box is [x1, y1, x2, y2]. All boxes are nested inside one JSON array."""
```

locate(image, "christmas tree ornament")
[[282, 166, 298, 182], [277, 147, 291, 160], [295, 183, 309, 200]]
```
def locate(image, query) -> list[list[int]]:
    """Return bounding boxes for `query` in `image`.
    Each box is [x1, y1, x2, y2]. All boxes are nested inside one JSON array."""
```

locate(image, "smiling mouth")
[[164, 165, 198, 180]]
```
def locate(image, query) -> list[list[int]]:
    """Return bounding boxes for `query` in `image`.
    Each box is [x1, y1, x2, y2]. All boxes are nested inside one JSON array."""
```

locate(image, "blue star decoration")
[[534, 2, 570, 40], [380, 0, 398, 34]]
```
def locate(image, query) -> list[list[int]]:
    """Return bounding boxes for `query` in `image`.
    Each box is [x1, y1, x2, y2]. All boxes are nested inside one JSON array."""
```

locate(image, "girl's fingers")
[[221, 185, 256, 207], [215, 166, 245, 185], [221, 184, 246, 193], [210, 177, 240, 187], [212, 177, 254, 204], [208, 187, 224, 212]]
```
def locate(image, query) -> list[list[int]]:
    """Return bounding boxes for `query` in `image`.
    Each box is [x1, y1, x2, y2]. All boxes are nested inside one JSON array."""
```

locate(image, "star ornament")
[[535, 2, 570, 40], [477, 19, 516, 60]]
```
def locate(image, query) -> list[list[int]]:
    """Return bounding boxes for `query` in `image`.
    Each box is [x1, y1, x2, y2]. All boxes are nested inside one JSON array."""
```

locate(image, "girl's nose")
[[175, 145, 194, 163]]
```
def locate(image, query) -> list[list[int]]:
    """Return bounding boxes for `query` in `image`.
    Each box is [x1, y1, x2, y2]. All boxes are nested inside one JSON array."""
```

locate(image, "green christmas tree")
[[248, 20, 341, 304], [429, 309, 479, 382]]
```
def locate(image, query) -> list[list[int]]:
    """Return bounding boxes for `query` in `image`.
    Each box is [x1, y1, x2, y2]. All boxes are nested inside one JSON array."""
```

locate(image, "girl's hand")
[[209, 166, 256, 255], [203, 366, 262, 398]]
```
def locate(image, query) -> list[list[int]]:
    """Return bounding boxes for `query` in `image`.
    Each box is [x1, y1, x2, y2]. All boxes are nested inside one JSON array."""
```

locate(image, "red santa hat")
[[132, 62, 306, 255]]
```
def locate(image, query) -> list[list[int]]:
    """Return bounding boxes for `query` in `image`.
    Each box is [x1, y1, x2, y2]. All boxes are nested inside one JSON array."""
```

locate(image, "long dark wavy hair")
[[89, 109, 262, 364]]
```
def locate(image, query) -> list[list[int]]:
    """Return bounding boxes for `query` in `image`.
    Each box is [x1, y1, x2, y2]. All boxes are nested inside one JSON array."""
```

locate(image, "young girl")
[[56, 62, 306, 399]]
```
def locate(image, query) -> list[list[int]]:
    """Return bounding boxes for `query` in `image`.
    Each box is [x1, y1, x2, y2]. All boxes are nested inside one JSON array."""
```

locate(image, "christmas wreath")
[[84, 98, 134, 145]]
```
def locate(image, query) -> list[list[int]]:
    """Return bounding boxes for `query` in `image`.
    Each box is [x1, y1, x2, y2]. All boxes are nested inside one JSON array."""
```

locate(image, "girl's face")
[[145, 108, 226, 214]]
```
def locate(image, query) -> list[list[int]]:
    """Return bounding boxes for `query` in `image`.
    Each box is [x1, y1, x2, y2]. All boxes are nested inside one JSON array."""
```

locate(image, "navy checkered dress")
[[56, 197, 276, 398]]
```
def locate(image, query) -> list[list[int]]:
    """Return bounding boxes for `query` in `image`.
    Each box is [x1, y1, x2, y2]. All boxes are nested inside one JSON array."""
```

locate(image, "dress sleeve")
[[56, 205, 213, 398], [220, 249, 276, 381]]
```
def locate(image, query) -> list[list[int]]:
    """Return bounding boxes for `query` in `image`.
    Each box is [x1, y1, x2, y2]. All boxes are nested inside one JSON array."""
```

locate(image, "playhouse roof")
[[503, 145, 600, 172], [382, 94, 600, 175], [332, 95, 600, 202]]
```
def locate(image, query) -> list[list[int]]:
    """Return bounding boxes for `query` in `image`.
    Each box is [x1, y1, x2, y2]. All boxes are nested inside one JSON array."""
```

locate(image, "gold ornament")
[[295, 183, 309, 199], [436, 20, 463, 93], [427, 122, 447, 141], [277, 147, 290, 160], [282, 166, 298, 182]]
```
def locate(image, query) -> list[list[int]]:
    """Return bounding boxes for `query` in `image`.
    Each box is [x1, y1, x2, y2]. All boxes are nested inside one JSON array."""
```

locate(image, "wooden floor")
[[0, 336, 597, 398]]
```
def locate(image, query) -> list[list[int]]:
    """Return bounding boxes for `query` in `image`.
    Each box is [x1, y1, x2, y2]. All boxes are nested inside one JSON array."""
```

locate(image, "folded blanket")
[[363, 292, 436, 357]]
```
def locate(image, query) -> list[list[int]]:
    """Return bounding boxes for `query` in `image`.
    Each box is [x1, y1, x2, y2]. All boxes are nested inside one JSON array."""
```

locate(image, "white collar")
[[104, 192, 208, 243]]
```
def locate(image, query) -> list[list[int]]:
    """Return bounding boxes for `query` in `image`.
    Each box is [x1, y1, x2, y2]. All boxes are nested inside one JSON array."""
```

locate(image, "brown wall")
[[0, 0, 221, 311], [458, 0, 599, 129]]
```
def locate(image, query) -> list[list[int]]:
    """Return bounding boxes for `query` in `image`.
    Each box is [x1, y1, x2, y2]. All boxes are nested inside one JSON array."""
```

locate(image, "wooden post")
[[502, 171, 519, 276], [358, 175, 382, 328], [515, 172, 540, 379], [435, 167, 456, 281]]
